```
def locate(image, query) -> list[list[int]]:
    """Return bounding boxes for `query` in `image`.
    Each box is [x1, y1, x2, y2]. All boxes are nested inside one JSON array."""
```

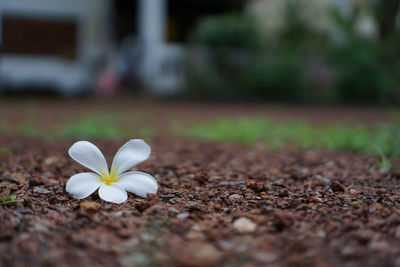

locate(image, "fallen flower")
[[66, 139, 158, 204]]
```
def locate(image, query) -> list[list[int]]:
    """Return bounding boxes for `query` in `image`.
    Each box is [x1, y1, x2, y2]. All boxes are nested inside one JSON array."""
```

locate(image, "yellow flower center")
[[99, 170, 119, 186]]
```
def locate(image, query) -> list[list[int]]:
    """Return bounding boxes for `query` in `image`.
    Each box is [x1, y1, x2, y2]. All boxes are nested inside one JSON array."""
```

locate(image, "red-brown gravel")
[[1, 135, 399, 267]]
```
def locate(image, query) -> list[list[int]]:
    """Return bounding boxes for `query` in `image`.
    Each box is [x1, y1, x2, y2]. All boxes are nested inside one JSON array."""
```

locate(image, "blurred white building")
[[0, 0, 241, 95], [135, 0, 242, 94], [136, 0, 186, 95], [0, 0, 380, 95], [0, 0, 112, 95]]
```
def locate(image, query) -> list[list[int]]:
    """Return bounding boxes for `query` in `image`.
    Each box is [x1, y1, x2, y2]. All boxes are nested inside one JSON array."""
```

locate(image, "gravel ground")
[[1, 135, 400, 267], [0, 99, 393, 133]]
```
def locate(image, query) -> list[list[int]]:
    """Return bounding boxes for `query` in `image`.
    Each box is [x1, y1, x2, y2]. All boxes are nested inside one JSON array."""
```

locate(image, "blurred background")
[[0, 0, 399, 105], [1, 0, 400, 164]]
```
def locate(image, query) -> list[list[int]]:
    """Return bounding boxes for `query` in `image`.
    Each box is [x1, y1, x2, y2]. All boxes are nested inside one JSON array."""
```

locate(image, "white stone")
[[233, 217, 257, 233]]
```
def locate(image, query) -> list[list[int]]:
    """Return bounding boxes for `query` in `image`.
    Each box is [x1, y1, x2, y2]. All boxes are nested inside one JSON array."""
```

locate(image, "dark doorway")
[[112, 0, 138, 44], [167, 0, 245, 43]]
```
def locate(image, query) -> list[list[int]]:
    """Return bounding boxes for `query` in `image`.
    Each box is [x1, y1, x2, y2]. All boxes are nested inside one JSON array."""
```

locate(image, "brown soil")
[[1, 135, 399, 267], [0, 99, 398, 266], [0, 98, 393, 134]]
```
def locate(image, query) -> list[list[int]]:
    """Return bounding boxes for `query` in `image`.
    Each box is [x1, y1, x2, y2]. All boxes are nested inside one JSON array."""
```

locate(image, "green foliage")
[[56, 114, 130, 139], [55, 114, 154, 140], [184, 117, 400, 157], [375, 146, 392, 172], [16, 102, 41, 136], [327, 4, 400, 105], [330, 42, 386, 104], [280, 0, 321, 47], [329, 4, 360, 40], [186, 49, 310, 101], [190, 14, 260, 50], [138, 127, 155, 139], [239, 52, 307, 102], [0, 195, 23, 204], [186, 2, 400, 105], [187, 11, 315, 102], [4, 113, 154, 140], [0, 147, 11, 155], [370, 0, 400, 40], [17, 123, 41, 137], [0, 118, 9, 134]]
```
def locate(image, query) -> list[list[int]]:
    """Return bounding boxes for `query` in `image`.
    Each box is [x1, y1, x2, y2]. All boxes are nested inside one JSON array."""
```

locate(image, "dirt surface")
[[0, 98, 393, 134], [0, 99, 398, 266], [1, 135, 400, 267]]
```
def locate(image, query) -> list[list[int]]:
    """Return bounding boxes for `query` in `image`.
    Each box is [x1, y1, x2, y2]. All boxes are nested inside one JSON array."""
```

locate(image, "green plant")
[[16, 102, 41, 136], [138, 127, 155, 139], [280, 0, 321, 48], [0, 119, 9, 134], [55, 113, 155, 140], [56, 114, 130, 139], [331, 42, 388, 104], [330, 4, 360, 41], [0, 147, 11, 155], [0, 195, 23, 204], [370, 0, 400, 40], [375, 146, 392, 171], [17, 123, 41, 136], [328, 4, 400, 105], [185, 2, 400, 105], [239, 52, 307, 102], [190, 13, 260, 50], [182, 117, 400, 157]]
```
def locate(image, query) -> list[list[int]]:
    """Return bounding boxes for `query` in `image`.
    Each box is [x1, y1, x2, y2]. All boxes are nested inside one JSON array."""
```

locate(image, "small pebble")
[[175, 243, 221, 266], [177, 213, 189, 219], [233, 217, 257, 233], [229, 194, 242, 201], [330, 181, 345, 192], [44, 156, 60, 166], [80, 202, 101, 212], [33, 187, 51, 194]]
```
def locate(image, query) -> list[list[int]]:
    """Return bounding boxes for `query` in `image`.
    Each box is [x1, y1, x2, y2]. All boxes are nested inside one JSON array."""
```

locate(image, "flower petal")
[[69, 141, 109, 175], [110, 139, 151, 176], [98, 183, 127, 204], [117, 171, 158, 198], [66, 172, 102, 199]]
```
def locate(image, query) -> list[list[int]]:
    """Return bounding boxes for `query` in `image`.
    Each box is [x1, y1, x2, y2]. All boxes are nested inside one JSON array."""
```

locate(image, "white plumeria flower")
[[66, 139, 158, 204]]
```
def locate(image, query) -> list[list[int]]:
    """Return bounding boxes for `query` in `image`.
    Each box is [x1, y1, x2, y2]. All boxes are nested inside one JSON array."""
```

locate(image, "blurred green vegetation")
[[187, 1, 400, 105], [0, 147, 11, 155], [56, 114, 154, 139], [56, 114, 130, 139], [1, 113, 154, 140], [0, 119, 9, 133], [0, 195, 23, 204], [190, 14, 260, 50], [183, 117, 400, 157], [17, 123, 41, 137]]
